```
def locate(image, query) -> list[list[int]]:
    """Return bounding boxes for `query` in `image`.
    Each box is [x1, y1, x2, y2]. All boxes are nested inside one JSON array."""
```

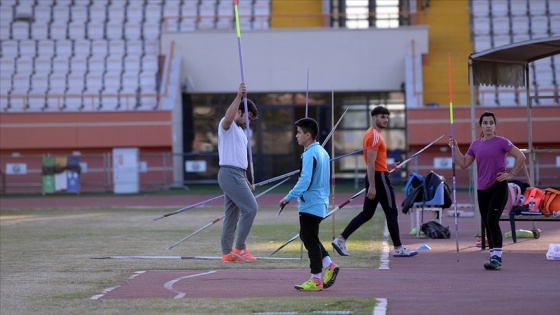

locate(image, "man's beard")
[[236, 120, 246, 129]]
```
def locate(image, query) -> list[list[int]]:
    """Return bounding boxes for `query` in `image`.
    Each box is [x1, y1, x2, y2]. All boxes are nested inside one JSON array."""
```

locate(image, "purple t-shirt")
[[466, 136, 514, 190]]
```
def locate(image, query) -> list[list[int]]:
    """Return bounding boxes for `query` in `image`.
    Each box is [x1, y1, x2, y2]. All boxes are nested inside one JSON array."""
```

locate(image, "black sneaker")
[[484, 255, 502, 270]]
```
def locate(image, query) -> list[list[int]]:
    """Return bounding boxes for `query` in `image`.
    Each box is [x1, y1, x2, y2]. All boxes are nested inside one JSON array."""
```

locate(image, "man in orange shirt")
[[332, 106, 418, 257]]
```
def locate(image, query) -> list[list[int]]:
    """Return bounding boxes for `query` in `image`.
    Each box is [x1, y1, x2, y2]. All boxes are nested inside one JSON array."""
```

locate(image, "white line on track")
[[163, 270, 217, 299], [371, 224, 389, 315], [379, 223, 391, 270], [373, 298, 388, 315], [90, 271, 146, 300]]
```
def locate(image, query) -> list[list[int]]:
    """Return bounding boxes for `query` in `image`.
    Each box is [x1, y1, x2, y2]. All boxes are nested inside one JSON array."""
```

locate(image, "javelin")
[[389, 134, 445, 173], [234, 0, 254, 187], [275, 107, 349, 219], [448, 52, 459, 262], [273, 145, 371, 219], [167, 177, 290, 250], [156, 137, 437, 222], [249, 106, 347, 190], [330, 86, 336, 241], [90, 255, 300, 261], [305, 69, 309, 117], [269, 188, 366, 256], [153, 109, 348, 221], [154, 116, 349, 221], [271, 135, 444, 255]]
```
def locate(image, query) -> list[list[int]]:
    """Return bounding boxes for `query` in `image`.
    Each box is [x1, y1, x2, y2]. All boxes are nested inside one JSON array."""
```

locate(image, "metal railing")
[[0, 152, 173, 195], [1, 148, 557, 195]]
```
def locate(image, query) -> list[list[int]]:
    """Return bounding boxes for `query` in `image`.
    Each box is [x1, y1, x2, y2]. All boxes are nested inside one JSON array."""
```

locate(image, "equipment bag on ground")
[[420, 221, 451, 239]]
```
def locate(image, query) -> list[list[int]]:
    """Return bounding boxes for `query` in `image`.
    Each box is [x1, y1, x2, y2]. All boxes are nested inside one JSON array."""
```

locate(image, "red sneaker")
[[221, 252, 235, 263], [232, 248, 257, 262]]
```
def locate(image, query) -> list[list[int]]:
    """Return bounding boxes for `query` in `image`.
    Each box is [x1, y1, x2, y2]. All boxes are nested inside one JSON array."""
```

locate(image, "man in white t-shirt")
[[218, 83, 259, 263]]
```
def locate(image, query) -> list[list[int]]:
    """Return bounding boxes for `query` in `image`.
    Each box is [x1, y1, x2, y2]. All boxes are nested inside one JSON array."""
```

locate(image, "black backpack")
[[421, 221, 451, 239], [402, 171, 453, 214], [404, 173, 423, 196]]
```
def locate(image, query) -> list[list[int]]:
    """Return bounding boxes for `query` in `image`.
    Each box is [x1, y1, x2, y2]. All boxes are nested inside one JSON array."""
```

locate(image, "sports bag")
[[522, 187, 545, 213], [539, 188, 560, 216], [504, 182, 523, 215], [404, 172, 423, 196], [420, 221, 450, 239]]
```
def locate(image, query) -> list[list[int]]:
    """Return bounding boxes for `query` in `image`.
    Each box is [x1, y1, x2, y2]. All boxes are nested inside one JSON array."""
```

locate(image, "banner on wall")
[[5, 163, 27, 175]]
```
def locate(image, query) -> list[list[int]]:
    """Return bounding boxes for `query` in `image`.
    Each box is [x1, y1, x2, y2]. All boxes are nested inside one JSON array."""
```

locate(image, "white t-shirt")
[[218, 117, 248, 169]]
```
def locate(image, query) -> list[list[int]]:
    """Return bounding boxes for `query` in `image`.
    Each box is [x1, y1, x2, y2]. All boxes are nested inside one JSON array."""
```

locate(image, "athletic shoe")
[[221, 253, 236, 263], [232, 248, 257, 262], [323, 263, 339, 289], [393, 246, 418, 257], [476, 239, 489, 247], [332, 237, 349, 256], [484, 256, 502, 270], [294, 277, 323, 291]]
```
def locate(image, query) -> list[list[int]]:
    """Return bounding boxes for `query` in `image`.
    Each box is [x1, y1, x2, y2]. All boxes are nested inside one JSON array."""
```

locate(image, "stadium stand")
[[470, 0, 559, 106], [0, 0, 556, 111]]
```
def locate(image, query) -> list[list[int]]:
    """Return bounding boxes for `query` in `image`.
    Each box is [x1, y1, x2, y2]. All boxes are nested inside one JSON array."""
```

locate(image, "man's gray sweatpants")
[[218, 166, 258, 255]]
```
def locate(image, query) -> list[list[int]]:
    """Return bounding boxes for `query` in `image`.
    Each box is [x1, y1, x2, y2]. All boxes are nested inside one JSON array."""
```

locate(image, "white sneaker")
[[331, 238, 349, 256], [393, 246, 418, 257]]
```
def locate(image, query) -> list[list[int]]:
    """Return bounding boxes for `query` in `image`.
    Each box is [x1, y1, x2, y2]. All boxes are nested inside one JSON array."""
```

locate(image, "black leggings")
[[477, 181, 508, 249], [340, 172, 402, 247], [299, 213, 330, 274]]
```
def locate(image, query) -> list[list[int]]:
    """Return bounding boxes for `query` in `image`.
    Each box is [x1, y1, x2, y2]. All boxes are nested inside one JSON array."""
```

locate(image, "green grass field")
[[0, 205, 386, 315]]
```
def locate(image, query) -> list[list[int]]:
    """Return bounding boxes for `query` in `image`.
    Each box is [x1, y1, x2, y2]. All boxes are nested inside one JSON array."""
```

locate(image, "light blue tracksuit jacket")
[[284, 142, 330, 218]]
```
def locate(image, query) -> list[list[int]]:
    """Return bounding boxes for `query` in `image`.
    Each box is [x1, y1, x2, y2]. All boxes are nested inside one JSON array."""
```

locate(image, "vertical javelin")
[[234, 0, 254, 187], [448, 52, 459, 262], [301, 68, 309, 258], [331, 86, 336, 240], [305, 68, 309, 117]]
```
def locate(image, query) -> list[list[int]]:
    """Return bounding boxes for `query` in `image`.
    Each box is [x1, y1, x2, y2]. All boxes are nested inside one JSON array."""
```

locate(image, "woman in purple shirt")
[[449, 112, 526, 270]]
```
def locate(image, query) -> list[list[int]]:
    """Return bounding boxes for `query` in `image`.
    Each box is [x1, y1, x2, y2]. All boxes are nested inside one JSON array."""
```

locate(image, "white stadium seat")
[[12, 22, 30, 40], [87, 22, 105, 40], [49, 22, 68, 40], [88, 55, 107, 75], [55, 40, 73, 57], [1, 40, 19, 57], [51, 56, 70, 74], [91, 39, 108, 56], [34, 56, 53, 74], [70, 6, 88, 23], [31, 22, 50, 40]]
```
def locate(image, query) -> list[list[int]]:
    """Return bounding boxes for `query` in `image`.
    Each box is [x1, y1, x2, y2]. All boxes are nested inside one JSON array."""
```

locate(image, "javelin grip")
[[276, 202, 287, 218]]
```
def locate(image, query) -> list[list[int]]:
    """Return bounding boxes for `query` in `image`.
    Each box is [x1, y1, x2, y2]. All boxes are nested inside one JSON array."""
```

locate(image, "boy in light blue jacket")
[[279, 118, 339, 291]]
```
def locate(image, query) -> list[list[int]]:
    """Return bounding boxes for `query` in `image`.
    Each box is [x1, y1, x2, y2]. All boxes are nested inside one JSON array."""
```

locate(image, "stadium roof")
[[469, 36, 560, 87]]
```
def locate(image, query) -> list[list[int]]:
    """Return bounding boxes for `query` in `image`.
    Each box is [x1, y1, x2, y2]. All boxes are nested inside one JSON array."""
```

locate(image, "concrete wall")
[[0, 111, 173, 153], [407, 106, 560, 147], [160, 26, 429, 93]]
